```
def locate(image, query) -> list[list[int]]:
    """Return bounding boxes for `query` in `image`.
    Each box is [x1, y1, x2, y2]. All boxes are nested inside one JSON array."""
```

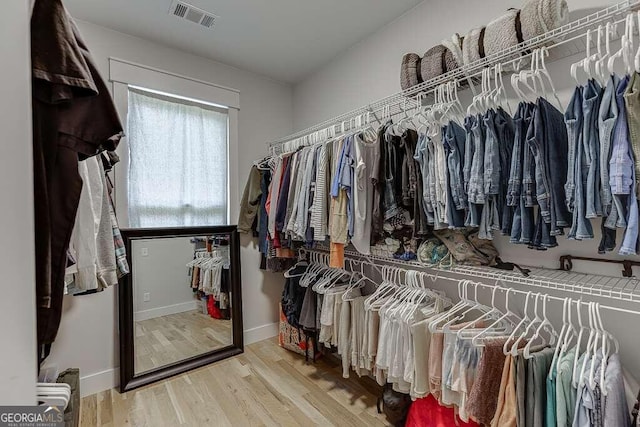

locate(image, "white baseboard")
[[79, 322, 279, 397], [243, 322, 278, 345], [134, 301, 199, 322], [80, 368, 118, 398]]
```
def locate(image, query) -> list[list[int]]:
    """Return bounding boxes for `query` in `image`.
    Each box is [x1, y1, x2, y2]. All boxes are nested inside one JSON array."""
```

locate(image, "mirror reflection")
[[132, 234, 233, 375]]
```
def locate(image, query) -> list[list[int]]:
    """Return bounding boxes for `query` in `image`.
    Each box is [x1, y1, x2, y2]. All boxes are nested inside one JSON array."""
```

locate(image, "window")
[[127, 88, 228, 228]]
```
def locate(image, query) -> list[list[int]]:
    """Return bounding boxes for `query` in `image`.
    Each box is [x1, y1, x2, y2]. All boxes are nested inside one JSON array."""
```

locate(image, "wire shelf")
[[302, 245, 640, 305], [268, 0, 640, 154]]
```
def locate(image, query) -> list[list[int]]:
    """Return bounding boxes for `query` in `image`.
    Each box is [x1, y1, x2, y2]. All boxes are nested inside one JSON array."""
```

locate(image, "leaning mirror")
[[118, 226, 243, 392]]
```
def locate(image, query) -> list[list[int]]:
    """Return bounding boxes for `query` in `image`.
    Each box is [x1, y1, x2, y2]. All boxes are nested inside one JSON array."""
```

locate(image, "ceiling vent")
[[169, 0, 218, 29]]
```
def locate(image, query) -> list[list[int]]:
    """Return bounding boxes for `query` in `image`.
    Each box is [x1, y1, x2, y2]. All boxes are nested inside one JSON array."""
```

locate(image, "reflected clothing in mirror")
[[188, 237, 231, 320]]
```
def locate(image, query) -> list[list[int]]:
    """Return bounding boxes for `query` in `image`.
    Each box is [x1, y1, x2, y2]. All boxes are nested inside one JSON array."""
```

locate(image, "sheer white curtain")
[[127, 88, 228, 228]]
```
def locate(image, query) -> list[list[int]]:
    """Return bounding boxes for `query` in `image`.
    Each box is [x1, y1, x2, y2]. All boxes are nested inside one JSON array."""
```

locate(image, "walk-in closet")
[[3, 0, 640, 426]]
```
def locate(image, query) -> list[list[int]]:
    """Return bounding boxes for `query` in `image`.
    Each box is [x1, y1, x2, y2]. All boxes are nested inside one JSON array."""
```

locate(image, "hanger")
[[429, 279, 472, 333], [457, 284, 503, 339], [504, 291, 532, 355], [537, 47, 564, 109], [510, 293, 544, 356], [471, 287, 520, 346], [575, 302, 597, 388], [571, 299, 587, 387], [442, 281, 489, 334], [524, 295, 558, 358]]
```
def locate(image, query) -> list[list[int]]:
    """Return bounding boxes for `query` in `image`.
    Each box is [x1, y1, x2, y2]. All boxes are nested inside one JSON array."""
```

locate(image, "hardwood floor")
[[81, 337, 390, 426], [135, 310, 232, 374]]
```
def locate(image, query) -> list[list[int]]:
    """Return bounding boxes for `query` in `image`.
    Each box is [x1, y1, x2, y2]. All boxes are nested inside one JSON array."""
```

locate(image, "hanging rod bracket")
[[558, 255, 640, 277]]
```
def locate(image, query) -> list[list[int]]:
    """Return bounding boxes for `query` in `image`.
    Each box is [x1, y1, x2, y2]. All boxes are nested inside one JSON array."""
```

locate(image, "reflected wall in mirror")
[[119, 227, 243, 392], [132, 235, 233, 375]]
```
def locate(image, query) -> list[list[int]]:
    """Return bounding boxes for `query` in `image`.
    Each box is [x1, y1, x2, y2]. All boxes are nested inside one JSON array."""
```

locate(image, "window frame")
[[109, 57, 240, 228]]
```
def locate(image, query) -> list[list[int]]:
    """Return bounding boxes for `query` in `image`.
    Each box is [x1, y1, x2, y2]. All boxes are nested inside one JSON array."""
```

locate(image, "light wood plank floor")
[[81, 337, 390, 426], [135, 310, 232, 374]]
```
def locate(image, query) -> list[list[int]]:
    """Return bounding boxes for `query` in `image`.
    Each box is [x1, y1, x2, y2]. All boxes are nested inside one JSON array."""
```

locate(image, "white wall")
[[44, 19, 291, 396], [131, 238, 197, 321], [0, 0, 37, 406], [292, 0, 640, 384]]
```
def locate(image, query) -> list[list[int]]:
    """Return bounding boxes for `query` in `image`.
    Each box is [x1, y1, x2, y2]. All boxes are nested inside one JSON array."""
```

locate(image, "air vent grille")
[[169, 0, 218, 29], [173, 3, 188, 18]]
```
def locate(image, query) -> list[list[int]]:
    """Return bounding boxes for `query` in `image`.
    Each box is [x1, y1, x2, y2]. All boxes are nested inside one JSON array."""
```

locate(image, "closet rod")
[[267, 0, 640, 154], [301, 246, 640, 305], [302, 249, 640, 316]]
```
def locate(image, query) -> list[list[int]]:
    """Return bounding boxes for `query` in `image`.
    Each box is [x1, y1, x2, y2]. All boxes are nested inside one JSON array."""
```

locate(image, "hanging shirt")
[[555, 347, 578, 427], [352, 130, 378, 254]]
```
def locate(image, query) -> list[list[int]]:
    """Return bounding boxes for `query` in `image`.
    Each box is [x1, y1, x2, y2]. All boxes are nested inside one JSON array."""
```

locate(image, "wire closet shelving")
[[267, 0, 640, 310], [267, 0, 640, 155], [301, 246, 640, 314]]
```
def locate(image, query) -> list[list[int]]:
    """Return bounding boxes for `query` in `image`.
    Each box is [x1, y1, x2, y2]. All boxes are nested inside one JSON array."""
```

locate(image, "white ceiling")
[[64, 0, 423, 83]]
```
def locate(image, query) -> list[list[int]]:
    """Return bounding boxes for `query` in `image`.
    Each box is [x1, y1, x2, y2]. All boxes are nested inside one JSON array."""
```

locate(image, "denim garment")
[[463, 115, 475, 197], [468, 113, 486, 204], [445, 121, 467, 211], [599, 75, 620, 214], [258, 169, 271, 255], [507, 102, 527, 207], [530, 209, 557, 249], [538, 97, 571, 235], [495, 107, 515, 234], [382, 129, 402, 220], [598, 75, 620, 251], [624, 71, 640, 198], [484, 109, 500, 196], [610, 77, 633, 195], [610, 76, 633, 236], [619, 165, 639, 255], [583, 79, 604, 218], [479, 197, 500, 240], [565, 86, 583, 214], [414, 133, 435, 225], [518, 104, 537, 243], [527, 104, 552, 224], [566, 86, 594, 240], [401, 129, 419, 208]]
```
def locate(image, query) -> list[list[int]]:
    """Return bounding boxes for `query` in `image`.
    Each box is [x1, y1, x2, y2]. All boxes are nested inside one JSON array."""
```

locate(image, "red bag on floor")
[[405, 395, 479, 427]]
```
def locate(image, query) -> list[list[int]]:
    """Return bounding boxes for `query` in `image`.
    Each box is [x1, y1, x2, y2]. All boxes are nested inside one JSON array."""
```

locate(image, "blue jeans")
[[598, 75, 619, 251], [565, 87, 582, 214], [445, 121, 467, 211], [495, 107, 515, 235], [507, 102, 527, 207], [468, 113, 486, 205], [444, 123, 466, 228], [583, 79, 604, 219], [567, 87, 594, 240], [483, 109, 500, 196]]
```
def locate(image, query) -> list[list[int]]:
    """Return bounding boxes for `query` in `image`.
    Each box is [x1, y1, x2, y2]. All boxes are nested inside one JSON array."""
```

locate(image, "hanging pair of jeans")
[[539, 96, 572, 236], [566, 86, 594, 240], [414, 133, 435, 225], [445, 122, 467, 228], [510, 103, 533, 243], [583, 79, 604, 219], [598, 75, 620, 253], [467, 114, 486, 229], [512, 103, 536, 244], [612, 76, 640, 255], [495, 107, 515, 235]]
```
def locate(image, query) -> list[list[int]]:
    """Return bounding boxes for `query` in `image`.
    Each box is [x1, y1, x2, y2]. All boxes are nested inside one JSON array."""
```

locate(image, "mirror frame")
[[118, 226, 243, 392]]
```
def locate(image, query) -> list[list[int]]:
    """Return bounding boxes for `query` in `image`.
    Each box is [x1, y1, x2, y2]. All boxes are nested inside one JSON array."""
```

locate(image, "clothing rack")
[[267, 0, 640, 155], [300, 247, 640, 315]]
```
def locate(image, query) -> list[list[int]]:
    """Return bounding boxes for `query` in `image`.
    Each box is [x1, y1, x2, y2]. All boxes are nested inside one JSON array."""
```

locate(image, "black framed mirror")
[[118, 226, 243, 392]]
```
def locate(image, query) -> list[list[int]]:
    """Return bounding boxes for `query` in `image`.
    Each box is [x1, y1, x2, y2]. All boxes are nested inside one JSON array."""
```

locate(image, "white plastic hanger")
[[524, 295, 558, 358], [504, 291, 532, 355], [571, 299, 587, 386], [511, 293, 544, 356]]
